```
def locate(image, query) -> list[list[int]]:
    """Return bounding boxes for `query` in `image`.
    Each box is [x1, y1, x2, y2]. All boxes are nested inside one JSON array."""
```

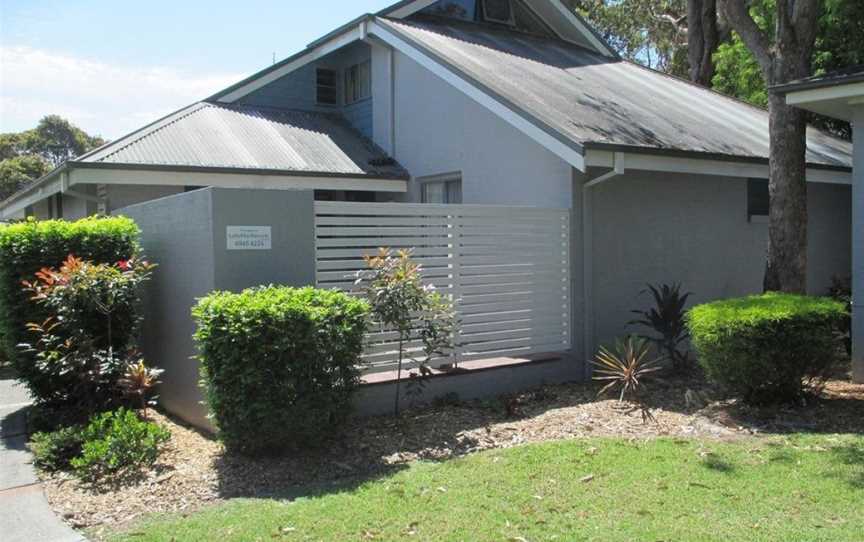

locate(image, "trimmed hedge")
[[192, 286, 369, 455], [0, 217, 140, 398], [687, 293, 846, 403]]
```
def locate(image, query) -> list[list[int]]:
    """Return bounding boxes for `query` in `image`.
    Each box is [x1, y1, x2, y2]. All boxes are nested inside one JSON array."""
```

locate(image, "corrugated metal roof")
[[380, 16, 852, 169], [81, 102, 408, 178], [774, 65, 864, 94]]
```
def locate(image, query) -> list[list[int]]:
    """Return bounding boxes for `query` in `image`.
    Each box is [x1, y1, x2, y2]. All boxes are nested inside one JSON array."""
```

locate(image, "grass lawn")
[[110, 434, 863, 542]]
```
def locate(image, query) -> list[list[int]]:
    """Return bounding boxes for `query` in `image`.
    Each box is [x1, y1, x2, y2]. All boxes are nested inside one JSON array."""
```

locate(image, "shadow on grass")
[[194, 371, 863, 502], [827, 441, 864, 489]]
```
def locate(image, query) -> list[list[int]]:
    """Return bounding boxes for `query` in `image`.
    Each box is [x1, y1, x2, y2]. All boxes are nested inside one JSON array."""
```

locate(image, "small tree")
[[20, 254, 156, 416], [356, 248, 457, 416]]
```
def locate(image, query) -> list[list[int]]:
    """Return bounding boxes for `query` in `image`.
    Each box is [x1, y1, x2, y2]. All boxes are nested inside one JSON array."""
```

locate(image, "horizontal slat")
[[316, 226, 452, 237], [316, 236, 455, 248], [317, 246, 453, 258]]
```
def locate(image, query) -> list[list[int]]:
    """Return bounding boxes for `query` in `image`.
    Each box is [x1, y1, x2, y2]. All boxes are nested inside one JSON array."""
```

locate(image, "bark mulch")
[[40, 376, 864, 539]]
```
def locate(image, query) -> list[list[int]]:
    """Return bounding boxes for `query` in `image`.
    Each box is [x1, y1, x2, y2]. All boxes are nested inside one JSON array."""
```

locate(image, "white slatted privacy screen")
[[314, 202, 571, 373]]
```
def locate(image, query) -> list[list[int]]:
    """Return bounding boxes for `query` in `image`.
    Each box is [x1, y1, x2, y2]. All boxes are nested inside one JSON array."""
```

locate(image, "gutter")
[[580, 152, 625, 379]]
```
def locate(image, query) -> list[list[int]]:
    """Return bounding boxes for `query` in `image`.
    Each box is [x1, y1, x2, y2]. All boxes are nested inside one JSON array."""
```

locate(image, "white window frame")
[[419, 172, 462, 204], [344, 60, 371, 105]]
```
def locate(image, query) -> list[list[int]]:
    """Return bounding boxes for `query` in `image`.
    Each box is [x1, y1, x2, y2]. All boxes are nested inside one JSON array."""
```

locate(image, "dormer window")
[[482, 0, 515, 26]]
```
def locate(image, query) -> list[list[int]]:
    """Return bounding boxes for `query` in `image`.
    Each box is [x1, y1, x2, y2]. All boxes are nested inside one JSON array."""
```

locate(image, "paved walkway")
[[0, 376, 86, 542]]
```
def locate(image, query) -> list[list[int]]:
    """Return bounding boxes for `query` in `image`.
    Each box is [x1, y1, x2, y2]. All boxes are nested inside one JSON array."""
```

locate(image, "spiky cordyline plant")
[[592, 336, 664, 403], [629, 282, 692, 371]]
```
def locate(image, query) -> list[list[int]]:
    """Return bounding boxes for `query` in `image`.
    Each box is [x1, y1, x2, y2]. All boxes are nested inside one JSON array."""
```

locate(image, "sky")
[[0, 0, 397, 139]]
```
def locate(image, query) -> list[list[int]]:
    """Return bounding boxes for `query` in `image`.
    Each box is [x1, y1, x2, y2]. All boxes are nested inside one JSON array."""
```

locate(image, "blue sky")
[[0, 0, 397, 138]]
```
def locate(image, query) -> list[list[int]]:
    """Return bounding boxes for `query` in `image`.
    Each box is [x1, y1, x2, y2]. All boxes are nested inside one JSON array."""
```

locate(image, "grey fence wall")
[[120, 188, 316, 429]]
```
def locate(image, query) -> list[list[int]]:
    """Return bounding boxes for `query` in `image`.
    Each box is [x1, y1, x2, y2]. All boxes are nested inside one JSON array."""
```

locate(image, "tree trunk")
[[687, 0, 720, 86], [763, 90, 809, 293], [719, 0, 820, 294]]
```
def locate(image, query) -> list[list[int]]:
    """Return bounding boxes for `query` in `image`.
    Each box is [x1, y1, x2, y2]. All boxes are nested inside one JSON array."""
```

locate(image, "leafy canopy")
[[0, 115, 105, 200]]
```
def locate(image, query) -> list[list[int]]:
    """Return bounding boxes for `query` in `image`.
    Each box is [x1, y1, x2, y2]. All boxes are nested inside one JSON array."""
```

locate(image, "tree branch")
[[718, 0, 774, 77]]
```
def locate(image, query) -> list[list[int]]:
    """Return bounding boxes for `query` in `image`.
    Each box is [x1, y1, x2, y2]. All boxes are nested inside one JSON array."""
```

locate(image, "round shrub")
[[192, 286, 369, 455], [687, 293, 846, 404]]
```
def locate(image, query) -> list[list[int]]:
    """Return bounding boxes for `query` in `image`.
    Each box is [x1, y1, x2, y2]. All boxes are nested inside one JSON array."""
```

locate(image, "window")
[[316, 68, 338, 106], [420, 173, 462, 204], [747, 178, 769, 221], [344, 61, 371, 105], [481, 0, 515, 26]]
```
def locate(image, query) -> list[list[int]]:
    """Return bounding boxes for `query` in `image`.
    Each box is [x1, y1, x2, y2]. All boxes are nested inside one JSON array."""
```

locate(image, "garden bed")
[[40, 376, 864, 540]]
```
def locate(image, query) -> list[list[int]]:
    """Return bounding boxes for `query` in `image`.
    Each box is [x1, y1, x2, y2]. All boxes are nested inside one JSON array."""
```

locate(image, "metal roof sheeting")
[[381, 16, 852, 169], [82, 102, 407, 178]]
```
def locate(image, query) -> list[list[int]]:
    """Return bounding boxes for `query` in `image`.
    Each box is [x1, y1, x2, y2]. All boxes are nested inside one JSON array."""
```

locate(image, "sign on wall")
[[226, 226, 271, 250]]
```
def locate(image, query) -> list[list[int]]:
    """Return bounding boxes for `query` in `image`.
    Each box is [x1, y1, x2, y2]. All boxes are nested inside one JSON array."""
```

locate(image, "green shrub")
[[0, 216, 140, 401], [30, 425, 84, 471], [687, 293, 846, 404], [193, 286, 369, 455], [70, 408, 170, 481]]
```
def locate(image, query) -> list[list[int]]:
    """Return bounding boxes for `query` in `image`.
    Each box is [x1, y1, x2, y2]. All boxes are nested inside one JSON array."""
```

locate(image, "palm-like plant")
[[629, 282, 692, 371], [117, 359, 163, 417], [592, 336, 663, 403]]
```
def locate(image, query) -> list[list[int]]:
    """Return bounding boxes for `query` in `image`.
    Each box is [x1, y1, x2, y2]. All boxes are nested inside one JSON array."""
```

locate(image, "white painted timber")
[[314, 201, 572, 373]]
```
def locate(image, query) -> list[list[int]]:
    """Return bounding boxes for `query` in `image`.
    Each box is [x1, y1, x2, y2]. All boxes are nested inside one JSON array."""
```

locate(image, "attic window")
[[482, 0, 515, 26], [316, 68, 338, 106]]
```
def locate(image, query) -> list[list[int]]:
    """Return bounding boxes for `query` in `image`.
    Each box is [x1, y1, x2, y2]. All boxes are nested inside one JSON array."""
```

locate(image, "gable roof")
[[378, 16, 852, 170], [78, 102, 408, 179]]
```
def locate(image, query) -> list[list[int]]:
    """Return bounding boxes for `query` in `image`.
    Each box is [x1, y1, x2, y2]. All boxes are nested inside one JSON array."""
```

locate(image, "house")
[[1, 0, 855, 423], [776, 66, 863, 383]]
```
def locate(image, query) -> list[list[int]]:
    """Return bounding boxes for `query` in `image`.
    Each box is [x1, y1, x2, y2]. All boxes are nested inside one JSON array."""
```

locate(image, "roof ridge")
[[95, 103, 211, 163]]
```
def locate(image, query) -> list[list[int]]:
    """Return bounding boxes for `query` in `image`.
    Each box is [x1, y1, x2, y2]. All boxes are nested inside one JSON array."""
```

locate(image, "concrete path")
[[0, 377, 86, 542]]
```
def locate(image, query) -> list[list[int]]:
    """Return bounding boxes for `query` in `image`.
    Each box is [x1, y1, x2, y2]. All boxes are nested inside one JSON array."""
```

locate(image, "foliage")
[[118, 359, 163, 417], [629, 283, 692, 370], [687, 292, 846, 403], [567, 0, 689, 75], [29, 425, 85, 472], [193, 286, 369, 455], [70, 408, 170, 482], [0, 216, 140, 396], [19, 254, 155, 415], [0, 155, 49, 200], [712, 0, 862, 138], [355, 248, 457, 415], [592, 336, 663, 421], [109, 435, 864, 542], [0, 115, 105, 199], [827, 275, 852, 357]]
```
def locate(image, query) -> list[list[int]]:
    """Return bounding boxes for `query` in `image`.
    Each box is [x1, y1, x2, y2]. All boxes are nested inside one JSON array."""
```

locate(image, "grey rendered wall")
[[119, 189, 217, 429], [239, 42, 374, 138], [209, 189, 316, 292], [584, 170, 851, 350], [384, 49, 572, 207], [119, 188, 317, 428]]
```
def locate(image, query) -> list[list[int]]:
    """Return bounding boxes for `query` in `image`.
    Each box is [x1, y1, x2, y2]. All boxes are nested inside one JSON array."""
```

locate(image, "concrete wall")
[[583, 170, 852, 350], [383, 49, 572, 207], [119, 188, 317, 428]]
